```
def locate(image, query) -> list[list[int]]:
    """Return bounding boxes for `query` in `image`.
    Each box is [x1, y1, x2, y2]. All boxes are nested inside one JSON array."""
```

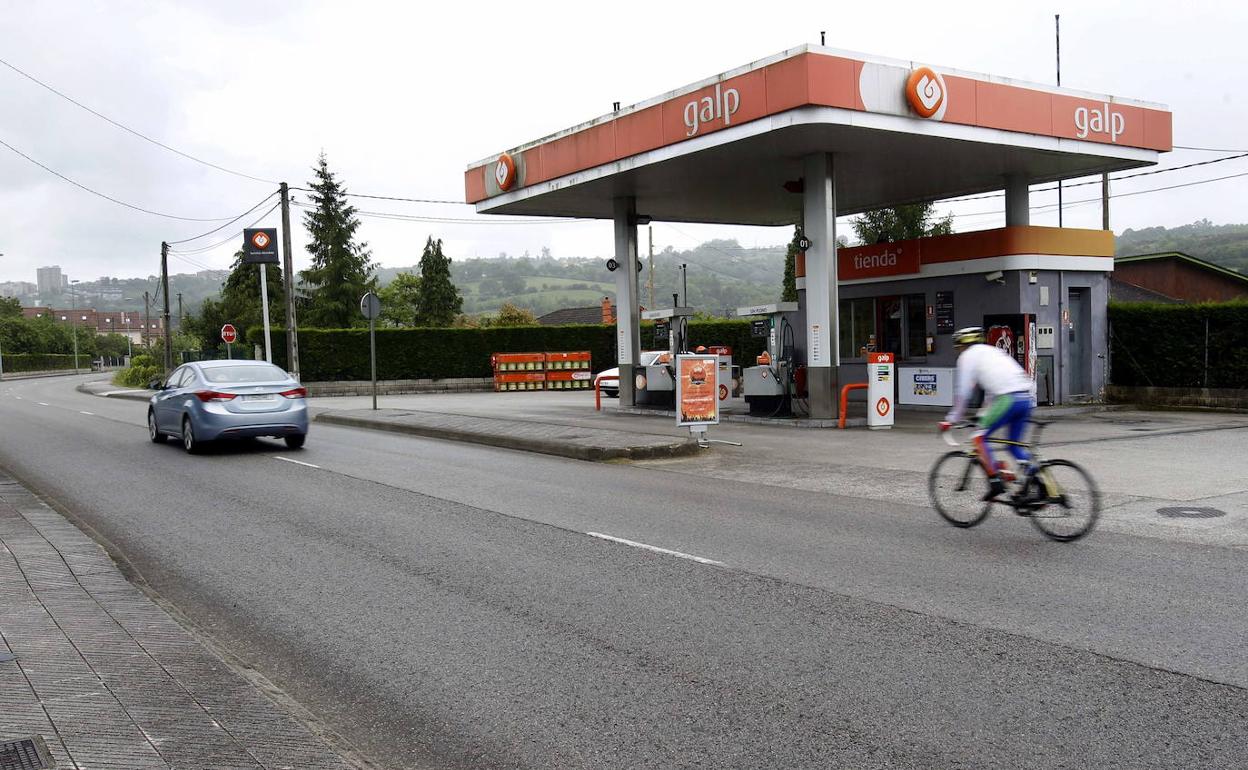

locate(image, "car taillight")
[[193, 390, 236, 402], [279, 387, 307, 399]]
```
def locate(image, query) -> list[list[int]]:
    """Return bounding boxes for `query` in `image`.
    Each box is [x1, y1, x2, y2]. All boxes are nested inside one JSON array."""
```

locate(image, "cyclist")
[[939, 326, 1037, 501]]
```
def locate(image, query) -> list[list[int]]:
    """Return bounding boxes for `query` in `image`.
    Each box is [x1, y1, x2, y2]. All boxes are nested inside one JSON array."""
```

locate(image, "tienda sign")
[[838, 243, 921, 280], [683, 83, 740, 137]]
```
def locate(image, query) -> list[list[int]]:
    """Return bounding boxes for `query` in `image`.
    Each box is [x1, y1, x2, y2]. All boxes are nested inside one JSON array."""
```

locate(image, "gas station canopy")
[[465, 45, 1171, 224]]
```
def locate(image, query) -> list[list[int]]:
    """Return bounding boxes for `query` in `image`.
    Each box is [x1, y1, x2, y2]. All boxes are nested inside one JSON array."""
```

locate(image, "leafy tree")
[[489, 302, 537, 326], [299, 153, 373, 328], [850, 203, 953, 244], [378, 272, 421, 327], [782, 226, 801, 302], [0, 296, 22, 319], [414, 237, 463, 327]]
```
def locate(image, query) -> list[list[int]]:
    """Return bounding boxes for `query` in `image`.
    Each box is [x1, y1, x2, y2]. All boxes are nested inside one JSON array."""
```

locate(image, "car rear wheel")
[[148, 410, 166, 443], [284, 433, 306, 449], [182, 416, 203, 454]]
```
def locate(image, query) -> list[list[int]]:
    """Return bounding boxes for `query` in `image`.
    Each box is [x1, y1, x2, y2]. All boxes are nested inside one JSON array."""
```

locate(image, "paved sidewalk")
[[0, 469, 357, 770]]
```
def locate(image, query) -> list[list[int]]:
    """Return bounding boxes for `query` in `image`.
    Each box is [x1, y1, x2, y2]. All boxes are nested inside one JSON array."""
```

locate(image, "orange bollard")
[[594, 374, 619, 411], [838, 383, 868, 429]]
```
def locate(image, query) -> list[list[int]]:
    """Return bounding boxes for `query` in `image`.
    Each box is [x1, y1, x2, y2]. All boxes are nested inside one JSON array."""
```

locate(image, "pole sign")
[[220, 324, 238, 344], [675, 354, 719, 427], [359, 292, 381, 320], [867, 352, 894, 430], [242, 228, 280, 264]]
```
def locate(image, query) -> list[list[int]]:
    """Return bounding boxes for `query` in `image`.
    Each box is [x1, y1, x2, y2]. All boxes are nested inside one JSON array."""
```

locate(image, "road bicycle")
[[928, 420, 1101, 542]]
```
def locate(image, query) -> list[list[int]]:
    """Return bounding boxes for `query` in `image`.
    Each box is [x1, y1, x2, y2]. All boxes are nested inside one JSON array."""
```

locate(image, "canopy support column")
[[613, 197, 641, 405], [802, 153, 840, 420], [1005, 174, 1030, 226]]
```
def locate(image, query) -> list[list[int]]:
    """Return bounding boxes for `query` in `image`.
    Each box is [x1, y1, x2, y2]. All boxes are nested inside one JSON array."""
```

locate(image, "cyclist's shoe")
[[982, 475, 1007, 501], [1010, 480, 1044, 512]]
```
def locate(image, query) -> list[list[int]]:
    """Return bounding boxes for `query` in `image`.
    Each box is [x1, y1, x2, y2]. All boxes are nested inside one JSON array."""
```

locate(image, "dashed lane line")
[[274, 456, 321, 469], [586, 532, 725, 566]]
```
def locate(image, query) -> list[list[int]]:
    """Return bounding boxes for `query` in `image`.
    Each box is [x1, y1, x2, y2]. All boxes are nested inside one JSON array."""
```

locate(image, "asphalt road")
[[1, 375, 1246, 769]]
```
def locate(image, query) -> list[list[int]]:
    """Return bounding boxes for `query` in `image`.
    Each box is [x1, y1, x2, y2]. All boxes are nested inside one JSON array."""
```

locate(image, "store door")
[[1067, 288, 1091, 397]]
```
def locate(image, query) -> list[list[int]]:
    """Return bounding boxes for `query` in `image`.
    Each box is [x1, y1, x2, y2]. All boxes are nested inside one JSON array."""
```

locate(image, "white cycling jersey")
[[947, 343, 1035, 422]]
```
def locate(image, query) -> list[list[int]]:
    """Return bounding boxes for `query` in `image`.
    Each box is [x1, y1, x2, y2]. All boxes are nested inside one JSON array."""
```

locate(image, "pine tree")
[[414, 237, 463, 327], [299, 153, 373, 328], [782, 226, 801, 302]]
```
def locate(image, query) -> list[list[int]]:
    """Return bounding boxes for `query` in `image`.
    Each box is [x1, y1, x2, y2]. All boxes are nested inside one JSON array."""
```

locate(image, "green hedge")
[[1110, 302, 1248, 388], [0, 353, 78, 373], [248, 321, 767, 381]]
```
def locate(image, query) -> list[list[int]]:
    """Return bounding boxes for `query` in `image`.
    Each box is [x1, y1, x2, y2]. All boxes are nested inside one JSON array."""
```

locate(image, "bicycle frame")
[[942, 421, 1058, 497]]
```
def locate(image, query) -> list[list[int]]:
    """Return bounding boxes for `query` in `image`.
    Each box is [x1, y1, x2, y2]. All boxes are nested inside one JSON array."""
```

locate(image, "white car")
[[595, 351, 665, 398]]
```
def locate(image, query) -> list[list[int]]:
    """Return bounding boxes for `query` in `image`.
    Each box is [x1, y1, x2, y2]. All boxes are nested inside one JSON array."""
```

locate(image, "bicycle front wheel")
[[1028, 459, 1101, 542], [928, 451, 992, 528]]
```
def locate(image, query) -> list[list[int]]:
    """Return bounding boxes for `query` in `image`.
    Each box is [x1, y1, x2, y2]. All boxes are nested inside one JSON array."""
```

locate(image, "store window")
[[839, 298, 875, 359], [839, 294, 928, 360]]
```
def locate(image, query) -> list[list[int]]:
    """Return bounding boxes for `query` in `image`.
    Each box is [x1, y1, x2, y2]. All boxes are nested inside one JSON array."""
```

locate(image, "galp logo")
[[905, 67, 947, 120], [1074, 103, 1126, 143], [683, 83, 740, 137], [494, 153, 517, 192]]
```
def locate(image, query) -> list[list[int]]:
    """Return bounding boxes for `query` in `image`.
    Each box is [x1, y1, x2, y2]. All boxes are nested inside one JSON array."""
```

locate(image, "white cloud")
[[1, 0, 1245, 285]]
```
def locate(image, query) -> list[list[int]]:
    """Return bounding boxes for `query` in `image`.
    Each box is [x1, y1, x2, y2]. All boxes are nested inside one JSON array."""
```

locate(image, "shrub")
[[1110, 301, 1248, 388]]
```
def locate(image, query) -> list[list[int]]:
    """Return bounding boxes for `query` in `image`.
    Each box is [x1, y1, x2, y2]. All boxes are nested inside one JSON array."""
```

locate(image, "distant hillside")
[[378, 239, 789, 318], [1117, 220, 1248, 275]]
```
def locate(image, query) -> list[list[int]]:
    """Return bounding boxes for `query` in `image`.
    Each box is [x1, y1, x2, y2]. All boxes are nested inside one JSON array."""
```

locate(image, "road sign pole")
[[370, 315, 377, 411], [259, 266, 272, 363], [226, 342, 231, 360]]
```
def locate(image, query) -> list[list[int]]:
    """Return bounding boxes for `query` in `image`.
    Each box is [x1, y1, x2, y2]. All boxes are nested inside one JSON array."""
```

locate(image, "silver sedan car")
[[147, 360, 309, 453]]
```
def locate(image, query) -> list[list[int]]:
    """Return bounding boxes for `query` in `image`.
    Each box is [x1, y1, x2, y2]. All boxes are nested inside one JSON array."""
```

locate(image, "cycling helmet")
[[952, 326, 985, 345]]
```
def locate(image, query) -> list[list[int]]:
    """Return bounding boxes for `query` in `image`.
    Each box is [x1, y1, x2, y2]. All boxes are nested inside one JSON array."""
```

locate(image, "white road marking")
[[586, 532, 725, 566], [80, 411, 95, 416], [275, 456, 320, 469], [37, 402, 49, 406]]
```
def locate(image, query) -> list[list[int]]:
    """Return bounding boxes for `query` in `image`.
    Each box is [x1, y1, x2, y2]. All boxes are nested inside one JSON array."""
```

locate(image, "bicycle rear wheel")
[[1027, 459, 1101, 542], [928, 451, 993, 528]]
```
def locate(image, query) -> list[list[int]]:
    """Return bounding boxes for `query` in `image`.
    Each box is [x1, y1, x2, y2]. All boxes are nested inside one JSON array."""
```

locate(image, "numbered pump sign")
[[867, 352, 894, 430]]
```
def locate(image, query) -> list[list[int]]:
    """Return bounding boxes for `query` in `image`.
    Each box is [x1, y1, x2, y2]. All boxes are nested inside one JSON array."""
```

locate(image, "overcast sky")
[[1, 0, 1244, 286]]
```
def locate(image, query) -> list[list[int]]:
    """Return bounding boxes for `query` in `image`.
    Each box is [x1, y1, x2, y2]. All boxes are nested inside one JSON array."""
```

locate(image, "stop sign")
[[221, 324, 238, 344]]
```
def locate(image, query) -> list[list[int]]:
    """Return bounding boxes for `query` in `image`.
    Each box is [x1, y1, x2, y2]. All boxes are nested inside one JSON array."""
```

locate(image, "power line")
[[290, 186, 465, 206], [290, 200, 586, 225], [0, 136, 242, 222], [941, 152, 1248, 204], [946, 166, 1248, 219], [165, 190, 279, 244], [1175, 144, 1248, 153], [0, 55, 276, 184], [168, 201, 281, 256]]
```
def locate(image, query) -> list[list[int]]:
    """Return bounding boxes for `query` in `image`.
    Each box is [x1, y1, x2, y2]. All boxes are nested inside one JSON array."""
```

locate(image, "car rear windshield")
[[201, 364, 289, 384]]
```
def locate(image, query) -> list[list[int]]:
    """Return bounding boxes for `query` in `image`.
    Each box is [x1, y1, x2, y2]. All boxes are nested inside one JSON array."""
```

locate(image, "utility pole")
[[144, 291, 151, 351], [176, 292, 184, 328], [680, 263, 688, 306], [647, 226, 655, 309], [69, 279, 80, 373], [1102, 173, 1110, 231], [161, 241, 173, 372], [1055, 14, 1063, 228], [280, 182, 300, 379]]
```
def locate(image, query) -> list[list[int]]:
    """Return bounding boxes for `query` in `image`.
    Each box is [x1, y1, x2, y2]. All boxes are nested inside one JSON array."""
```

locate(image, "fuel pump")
[[636, 306, 694, 406], [736, 303, 799, 416]]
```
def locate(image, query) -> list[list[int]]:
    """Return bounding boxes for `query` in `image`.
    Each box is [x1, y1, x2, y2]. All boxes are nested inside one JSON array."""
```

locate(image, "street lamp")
[[69, 279, 80, 373]]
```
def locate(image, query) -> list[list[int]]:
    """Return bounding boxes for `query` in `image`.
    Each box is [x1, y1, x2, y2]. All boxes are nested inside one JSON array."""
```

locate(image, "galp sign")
[[1074, 102, 1125, 143], [683, 83, 740, 137]]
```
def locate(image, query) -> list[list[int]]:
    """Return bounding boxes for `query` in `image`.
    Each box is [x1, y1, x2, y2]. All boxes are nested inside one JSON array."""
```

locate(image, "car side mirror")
[[148, 379, 165, 390]]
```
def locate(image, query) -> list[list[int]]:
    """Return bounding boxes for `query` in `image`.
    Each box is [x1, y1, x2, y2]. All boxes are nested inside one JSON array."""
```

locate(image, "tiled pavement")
[[0, 470, 357, 770]]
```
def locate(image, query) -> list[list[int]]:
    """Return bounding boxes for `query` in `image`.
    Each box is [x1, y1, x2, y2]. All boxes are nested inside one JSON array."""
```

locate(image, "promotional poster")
[[676, 354, 720, 426]]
